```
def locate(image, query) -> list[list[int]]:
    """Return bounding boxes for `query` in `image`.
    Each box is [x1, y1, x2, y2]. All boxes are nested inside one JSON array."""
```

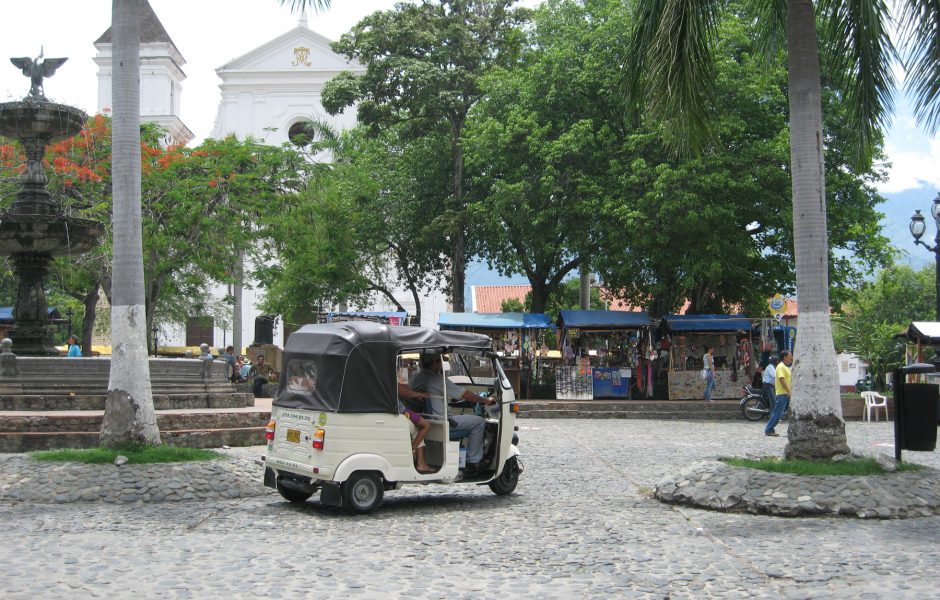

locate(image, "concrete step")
[[0, 427, 266, 452], [0, 408, 271, 433], [0, 393, 254, 411], [518, 400, 746, 420]]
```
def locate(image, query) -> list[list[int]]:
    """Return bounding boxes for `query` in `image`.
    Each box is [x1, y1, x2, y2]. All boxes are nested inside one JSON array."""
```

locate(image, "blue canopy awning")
[[661, 314, 754, 332], [557, 310, 652, 329], [0, 306, 60, 323], [438, 312, 554, 330]]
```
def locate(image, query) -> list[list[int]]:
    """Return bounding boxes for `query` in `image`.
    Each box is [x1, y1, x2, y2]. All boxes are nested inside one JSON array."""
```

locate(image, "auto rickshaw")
[[262, 321, 523, 514]]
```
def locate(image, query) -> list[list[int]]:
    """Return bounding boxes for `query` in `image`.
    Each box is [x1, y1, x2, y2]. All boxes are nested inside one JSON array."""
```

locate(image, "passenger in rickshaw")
[[409, 353, 495, 476], [397, 383, 434, 473]]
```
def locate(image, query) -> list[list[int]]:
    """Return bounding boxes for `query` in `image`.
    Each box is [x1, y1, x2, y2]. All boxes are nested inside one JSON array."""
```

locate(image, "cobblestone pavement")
[[2, 419, 938, 599]]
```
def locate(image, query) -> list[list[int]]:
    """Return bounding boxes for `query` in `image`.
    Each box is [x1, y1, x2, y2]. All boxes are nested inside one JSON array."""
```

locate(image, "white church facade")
[[95, 4, 448, 353]]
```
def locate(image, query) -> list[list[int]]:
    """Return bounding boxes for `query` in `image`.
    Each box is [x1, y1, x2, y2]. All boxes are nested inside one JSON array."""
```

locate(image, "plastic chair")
[[861, 390, 888, 422]]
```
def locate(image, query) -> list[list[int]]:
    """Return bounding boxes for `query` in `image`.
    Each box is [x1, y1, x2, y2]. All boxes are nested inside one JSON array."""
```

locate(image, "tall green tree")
[[623, 0, 940, 459], [259, 126, 450, 325], [834, 264, 936, 389], [321, 0, 528, 312], [465, 0, 619, 312], [599, 4, 891, 317]]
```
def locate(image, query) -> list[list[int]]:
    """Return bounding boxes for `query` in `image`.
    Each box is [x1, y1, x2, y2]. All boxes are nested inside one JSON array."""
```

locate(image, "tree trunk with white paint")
[[100, 0, 161, 447], [784, 0, 849, 460]]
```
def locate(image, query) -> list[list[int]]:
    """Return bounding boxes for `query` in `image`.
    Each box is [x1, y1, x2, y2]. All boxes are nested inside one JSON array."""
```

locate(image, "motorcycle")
[[740, 385, 771, 421]]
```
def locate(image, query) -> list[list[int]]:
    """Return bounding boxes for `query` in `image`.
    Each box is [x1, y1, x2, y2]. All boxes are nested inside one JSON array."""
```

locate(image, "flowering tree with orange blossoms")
[[1, 119, 308, 352]]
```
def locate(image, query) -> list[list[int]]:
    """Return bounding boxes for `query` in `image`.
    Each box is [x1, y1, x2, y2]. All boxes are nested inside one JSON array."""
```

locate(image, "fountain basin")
[[0, 100, 86, 142], [0, 214, 102, 256]]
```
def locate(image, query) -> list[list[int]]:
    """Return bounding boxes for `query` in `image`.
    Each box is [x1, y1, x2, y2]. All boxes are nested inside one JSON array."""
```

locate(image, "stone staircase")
[[517, 399, 746, 420], [0, 355, 269, 452], [517, 396, 878, 421]]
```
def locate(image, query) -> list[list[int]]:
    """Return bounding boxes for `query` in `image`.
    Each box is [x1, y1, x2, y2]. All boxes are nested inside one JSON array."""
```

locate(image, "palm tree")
[[101, 0, 334, 446], [626, 0, 940, 459], [100, 0, 160, 446]]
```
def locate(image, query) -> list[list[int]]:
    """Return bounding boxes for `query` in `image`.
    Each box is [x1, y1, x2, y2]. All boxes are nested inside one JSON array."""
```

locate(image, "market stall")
[[555, 310, 654, 400], [437, 312, 554, 397], [660, 314, 756, 400]]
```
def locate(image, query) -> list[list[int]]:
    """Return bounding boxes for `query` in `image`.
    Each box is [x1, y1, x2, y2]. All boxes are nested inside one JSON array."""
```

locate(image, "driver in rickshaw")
[[409, 352, 495, 476]]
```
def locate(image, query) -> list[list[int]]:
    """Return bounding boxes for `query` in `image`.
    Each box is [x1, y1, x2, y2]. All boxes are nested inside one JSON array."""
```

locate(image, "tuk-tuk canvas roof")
[[274, 322, 492, 413]]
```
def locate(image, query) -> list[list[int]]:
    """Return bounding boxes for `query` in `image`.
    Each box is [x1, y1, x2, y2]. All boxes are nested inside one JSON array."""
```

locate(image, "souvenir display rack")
[[555, 310, 655, 400]]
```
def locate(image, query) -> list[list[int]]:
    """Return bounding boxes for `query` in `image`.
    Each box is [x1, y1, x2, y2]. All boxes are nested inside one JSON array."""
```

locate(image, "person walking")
[[703, 346, 716, 402], [761, 355, 779, 414], [765, 351, 792, 436]]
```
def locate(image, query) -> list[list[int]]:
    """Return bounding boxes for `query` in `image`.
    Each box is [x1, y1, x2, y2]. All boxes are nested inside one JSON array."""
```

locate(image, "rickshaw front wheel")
[[488, 457, 520, 496], [276, 478, 314, 504], [342, 471, 384, 514]]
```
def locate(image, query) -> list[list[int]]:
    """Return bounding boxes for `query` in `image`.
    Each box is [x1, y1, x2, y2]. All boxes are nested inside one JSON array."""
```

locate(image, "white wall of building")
[[837, 352, 867, 387], [208, 19, 448, 349]]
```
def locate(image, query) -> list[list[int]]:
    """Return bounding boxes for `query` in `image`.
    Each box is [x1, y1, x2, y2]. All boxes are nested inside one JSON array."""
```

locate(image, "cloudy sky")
[[0, 0, 936, 269]]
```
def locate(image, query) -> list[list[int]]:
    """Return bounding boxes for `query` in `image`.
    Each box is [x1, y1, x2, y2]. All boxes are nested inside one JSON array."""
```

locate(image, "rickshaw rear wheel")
[[276, 478, 314, 503], [342, 471, 384, 514], [488, 457, 520, 495]]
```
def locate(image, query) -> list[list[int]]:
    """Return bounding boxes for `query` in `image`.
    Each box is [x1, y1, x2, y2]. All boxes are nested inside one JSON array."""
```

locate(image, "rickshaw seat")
[[413, 398, 471, 440]]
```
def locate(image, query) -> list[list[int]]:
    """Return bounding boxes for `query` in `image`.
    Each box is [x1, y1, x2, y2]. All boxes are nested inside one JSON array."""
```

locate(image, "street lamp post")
[[909, 193, 940, 321], [151, 323, 159, 357]]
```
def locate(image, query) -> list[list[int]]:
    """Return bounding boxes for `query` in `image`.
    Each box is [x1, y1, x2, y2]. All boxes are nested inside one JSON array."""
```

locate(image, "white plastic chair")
[[861, 391, 888, 422]]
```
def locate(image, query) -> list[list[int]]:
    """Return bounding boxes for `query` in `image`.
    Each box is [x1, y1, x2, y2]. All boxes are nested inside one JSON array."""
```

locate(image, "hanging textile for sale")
[[646, 361, 653, 397], [760, 319, 773, 351], [739, 337, 751, 370], [636, 357, 645, 392]]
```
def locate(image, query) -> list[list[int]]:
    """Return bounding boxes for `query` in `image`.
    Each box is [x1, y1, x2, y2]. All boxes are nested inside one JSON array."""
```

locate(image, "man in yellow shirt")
[[765, 350, 793, 436]]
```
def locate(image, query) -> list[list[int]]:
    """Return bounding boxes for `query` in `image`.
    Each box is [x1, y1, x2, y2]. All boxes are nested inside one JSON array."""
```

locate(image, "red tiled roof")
[[473, 285, 795, 316], [472, 285, 648, 313], [472, 285, 531, 313]]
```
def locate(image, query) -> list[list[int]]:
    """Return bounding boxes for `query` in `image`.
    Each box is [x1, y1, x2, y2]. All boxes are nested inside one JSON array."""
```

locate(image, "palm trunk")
[[100, 0, 161, 447], [784, 0, 849, 459]]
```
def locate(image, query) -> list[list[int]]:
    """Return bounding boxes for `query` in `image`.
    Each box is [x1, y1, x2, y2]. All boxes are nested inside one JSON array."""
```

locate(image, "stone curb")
[[0, 449, 273, 504], [654, 459, 940, 519]]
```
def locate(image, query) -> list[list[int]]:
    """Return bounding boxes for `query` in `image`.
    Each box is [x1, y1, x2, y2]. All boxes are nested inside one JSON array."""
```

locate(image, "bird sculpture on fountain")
[[10, 48, 67, 101]]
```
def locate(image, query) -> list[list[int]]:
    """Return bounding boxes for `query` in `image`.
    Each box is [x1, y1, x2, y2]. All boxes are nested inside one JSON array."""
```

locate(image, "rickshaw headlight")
[[264, 420, 276, 440], [312, 427, 326, 450]]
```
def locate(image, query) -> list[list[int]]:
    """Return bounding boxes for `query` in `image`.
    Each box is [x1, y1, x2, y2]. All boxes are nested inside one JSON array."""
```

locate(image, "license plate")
[[286, 428, 301, 443]]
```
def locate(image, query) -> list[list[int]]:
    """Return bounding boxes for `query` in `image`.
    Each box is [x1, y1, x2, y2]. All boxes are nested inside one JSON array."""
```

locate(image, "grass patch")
[[722, 456, 921, 476], [31, 444, 222, 464]]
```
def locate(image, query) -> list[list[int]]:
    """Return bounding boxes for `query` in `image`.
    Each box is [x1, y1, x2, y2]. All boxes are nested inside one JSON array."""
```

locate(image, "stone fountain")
[[0, 53, 103, 355]]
